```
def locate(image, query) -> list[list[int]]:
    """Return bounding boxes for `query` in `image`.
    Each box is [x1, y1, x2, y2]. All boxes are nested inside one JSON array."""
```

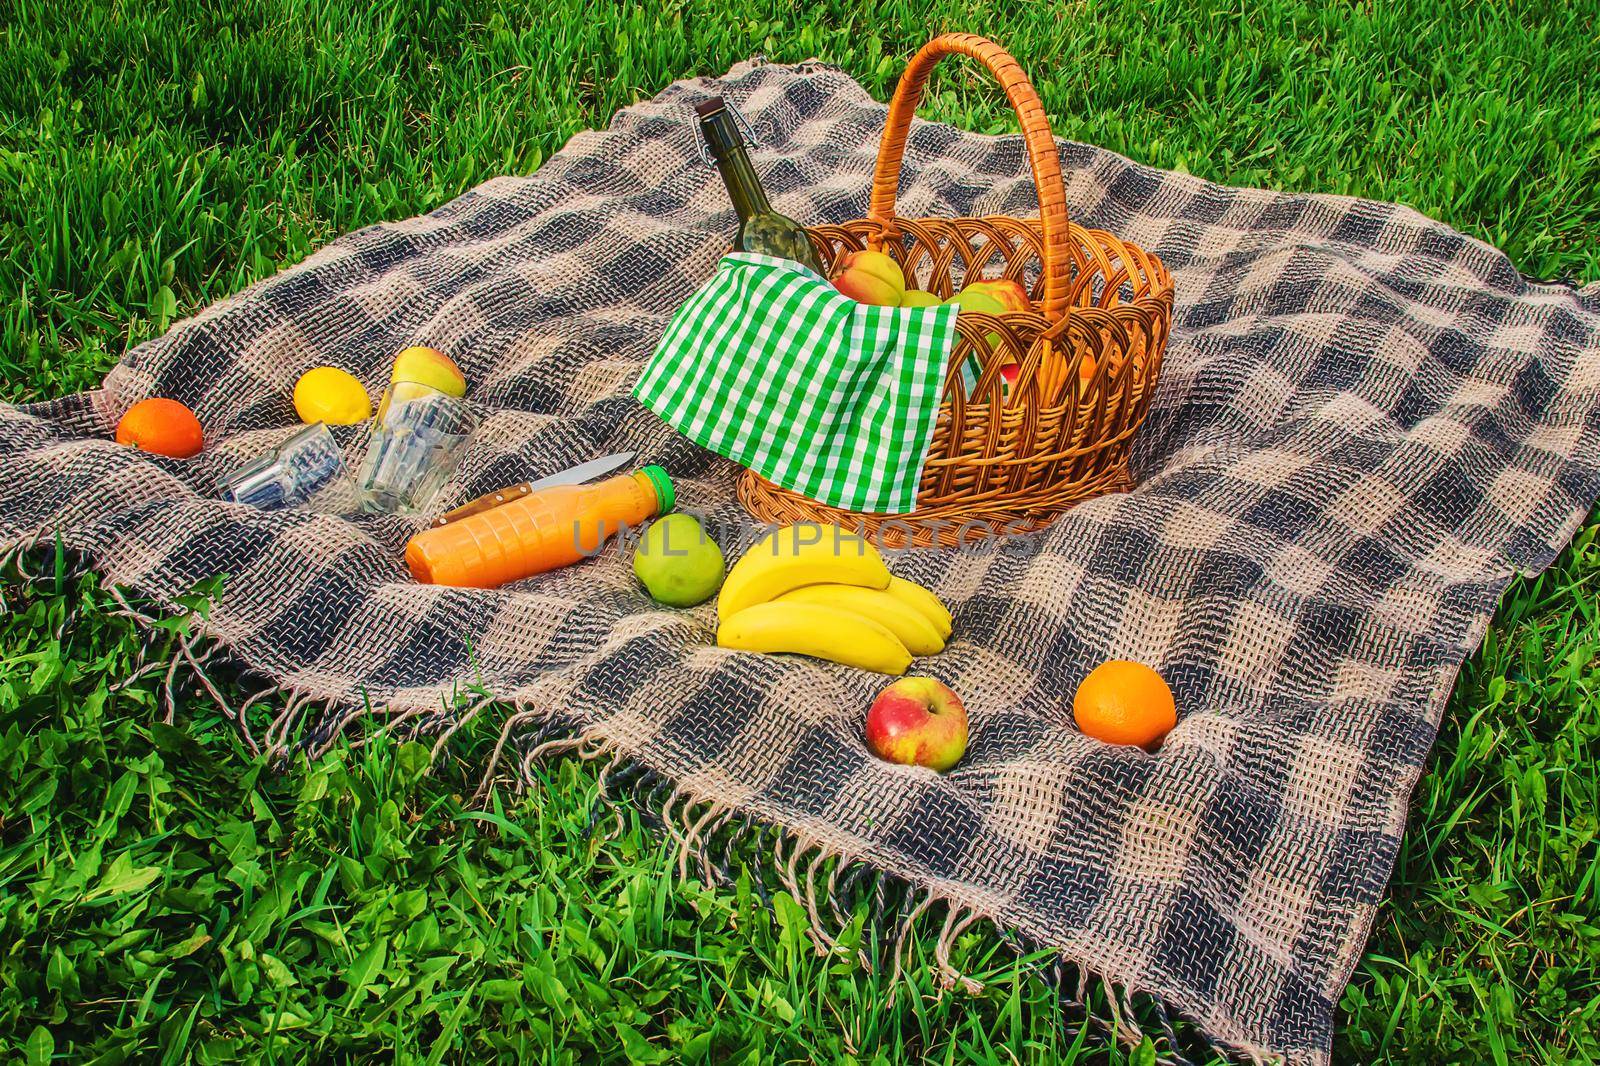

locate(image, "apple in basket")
[[968, 278, 1029, 313], [945, 284, 1013, 387], [865, 676, 968, 772], [832, 250, 906, 306]]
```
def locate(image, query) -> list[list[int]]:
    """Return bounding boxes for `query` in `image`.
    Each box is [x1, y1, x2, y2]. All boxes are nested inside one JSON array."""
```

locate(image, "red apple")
[[865, 677, 968, 771], [833, 249, 906, 305], [978, 278, 1030, 313], [832, 269, 901, 306]]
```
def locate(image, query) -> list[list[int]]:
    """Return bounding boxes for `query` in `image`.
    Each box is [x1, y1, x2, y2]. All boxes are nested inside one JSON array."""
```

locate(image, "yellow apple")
[[945, 287, 1007, 316], [969, 278, 1029, 313], [832, 249, 907, 306], [833, 270, 902, 306], [391, 345, 466, 397], [838, 250, 905, 295], [947, 286, 1010, 368]]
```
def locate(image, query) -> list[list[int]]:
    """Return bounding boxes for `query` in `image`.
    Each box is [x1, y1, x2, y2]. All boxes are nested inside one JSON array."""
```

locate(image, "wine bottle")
[[695, 97, 826, 274]]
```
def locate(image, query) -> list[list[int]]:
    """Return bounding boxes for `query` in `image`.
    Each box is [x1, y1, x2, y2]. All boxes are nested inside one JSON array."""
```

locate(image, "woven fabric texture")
[[2, 59, 1598, 1064], [636, 252, 957, 513]]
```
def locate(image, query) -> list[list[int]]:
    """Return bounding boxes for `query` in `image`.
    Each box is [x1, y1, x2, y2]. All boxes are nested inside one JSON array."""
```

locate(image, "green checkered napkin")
[[635, 253, 959, 513]]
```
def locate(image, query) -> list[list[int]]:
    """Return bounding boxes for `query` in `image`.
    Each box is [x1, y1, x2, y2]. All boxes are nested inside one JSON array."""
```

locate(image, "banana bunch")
[[716, 524, 953, 674]]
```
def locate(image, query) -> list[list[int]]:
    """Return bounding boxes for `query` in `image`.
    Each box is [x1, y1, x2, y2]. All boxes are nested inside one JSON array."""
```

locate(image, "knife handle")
[[432, 482, 533, 527]]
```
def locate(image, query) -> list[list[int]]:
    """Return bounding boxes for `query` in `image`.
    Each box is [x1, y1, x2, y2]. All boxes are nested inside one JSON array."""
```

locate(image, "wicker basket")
[[738, 34, 1174, 547]]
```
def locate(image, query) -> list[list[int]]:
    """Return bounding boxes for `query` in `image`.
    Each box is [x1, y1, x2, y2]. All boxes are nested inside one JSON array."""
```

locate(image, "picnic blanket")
[[2, 58, 1598, 1065]]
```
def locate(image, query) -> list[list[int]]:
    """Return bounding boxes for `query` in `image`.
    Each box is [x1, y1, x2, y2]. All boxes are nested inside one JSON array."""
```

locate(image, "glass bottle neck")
[[700, 110, 773, 221], [714, 148, 773, 221]]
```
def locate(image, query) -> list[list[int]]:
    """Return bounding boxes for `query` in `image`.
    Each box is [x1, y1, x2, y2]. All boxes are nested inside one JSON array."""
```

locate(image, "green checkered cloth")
[[634, 253, 958, 513]]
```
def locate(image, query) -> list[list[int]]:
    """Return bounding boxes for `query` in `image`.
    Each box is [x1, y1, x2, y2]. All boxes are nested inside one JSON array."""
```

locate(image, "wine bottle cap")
[[695, 97, 750, 163]]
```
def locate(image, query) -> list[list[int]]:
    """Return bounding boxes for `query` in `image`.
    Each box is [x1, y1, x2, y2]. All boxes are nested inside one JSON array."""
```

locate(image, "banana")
[[885, 576, 953, 638], [718, 524, 890, 621], [717, 602, 911, 675], [775, 583, 945, 656]]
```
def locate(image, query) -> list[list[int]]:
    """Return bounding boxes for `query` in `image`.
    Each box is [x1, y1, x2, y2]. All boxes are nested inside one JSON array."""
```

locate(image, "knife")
[[431, 450, 637, 527]]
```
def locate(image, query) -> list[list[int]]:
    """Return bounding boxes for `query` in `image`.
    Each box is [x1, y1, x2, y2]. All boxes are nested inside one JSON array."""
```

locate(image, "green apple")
[[945, 287, 1008, 315], [633, 514, 725, 607]]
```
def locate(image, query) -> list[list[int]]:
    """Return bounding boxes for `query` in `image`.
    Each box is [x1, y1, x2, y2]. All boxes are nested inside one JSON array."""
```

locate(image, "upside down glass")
[[357, 382, 476, 515]]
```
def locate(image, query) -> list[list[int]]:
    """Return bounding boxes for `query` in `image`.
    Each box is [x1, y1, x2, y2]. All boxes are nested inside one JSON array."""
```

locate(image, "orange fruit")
[[115, 397, 205, 458], [1078, 353, 1098, 393], [1072, 660, 1176, 748]]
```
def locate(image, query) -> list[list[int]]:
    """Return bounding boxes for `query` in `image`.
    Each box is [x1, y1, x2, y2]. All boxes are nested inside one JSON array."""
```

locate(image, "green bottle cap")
[[639, 465, 675, 514]]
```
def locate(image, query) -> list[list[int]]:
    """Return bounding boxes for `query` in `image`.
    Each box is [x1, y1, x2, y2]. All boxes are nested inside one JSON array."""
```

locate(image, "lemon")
[[633, 514, 725, 607], [293, 367, 372, 425]]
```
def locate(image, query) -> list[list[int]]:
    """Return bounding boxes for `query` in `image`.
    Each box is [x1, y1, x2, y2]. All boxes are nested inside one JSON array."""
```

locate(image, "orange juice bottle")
[[406, 466, 674, 588]]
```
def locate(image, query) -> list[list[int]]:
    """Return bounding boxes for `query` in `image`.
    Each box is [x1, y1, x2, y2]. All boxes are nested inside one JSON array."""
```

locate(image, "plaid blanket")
[[2, 58, 1598, 1064]]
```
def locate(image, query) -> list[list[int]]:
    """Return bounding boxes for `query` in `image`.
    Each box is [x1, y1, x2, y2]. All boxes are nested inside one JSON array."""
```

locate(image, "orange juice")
[[406, 466, 673, 588]]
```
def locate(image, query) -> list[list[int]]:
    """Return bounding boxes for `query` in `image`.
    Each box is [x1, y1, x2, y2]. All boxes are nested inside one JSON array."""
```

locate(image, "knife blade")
[[431, 450, 637, 527]]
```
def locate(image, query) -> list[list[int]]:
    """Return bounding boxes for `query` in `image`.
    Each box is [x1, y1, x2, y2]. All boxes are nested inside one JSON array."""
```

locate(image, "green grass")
[[0, 0, 1597, 1061], [0, 568, 1107, 1064]]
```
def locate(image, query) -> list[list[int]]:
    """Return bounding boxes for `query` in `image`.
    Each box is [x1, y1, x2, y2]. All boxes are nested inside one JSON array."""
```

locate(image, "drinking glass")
[[357, 382, 476, 515], [220, 423, 347, 510]]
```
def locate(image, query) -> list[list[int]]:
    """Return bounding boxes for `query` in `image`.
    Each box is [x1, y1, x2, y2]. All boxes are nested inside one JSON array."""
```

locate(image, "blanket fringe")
[[0, 546, 1281, 1066], [494, 718, 1249, 1063]]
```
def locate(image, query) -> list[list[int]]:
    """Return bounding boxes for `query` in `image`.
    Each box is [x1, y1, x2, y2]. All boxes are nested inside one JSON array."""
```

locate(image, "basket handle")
[[869, 34, 1072, 323]]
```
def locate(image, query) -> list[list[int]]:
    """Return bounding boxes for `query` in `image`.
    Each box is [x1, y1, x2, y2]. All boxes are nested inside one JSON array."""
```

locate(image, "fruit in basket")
[[832, 249, 906, 306], [970, 278, 1029, 313], [293, 366, 372, 425], [840, 250, 905, 290], [900, 289, 942, 307], [633, 513, 725, 607], [718, 601, 911, 675], [115, 398, 205, 458], [866, 676, 968, 771], [833, 272, 899, 306], [946, 285, 1007, 316], [947, 285, 1010, 372], [717, 523, 891, 620], [776, 583, 945, 655], [391, 345, 467, 396], [1073, 660, 1176, 749], [1078, 352, 1099, 394]]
